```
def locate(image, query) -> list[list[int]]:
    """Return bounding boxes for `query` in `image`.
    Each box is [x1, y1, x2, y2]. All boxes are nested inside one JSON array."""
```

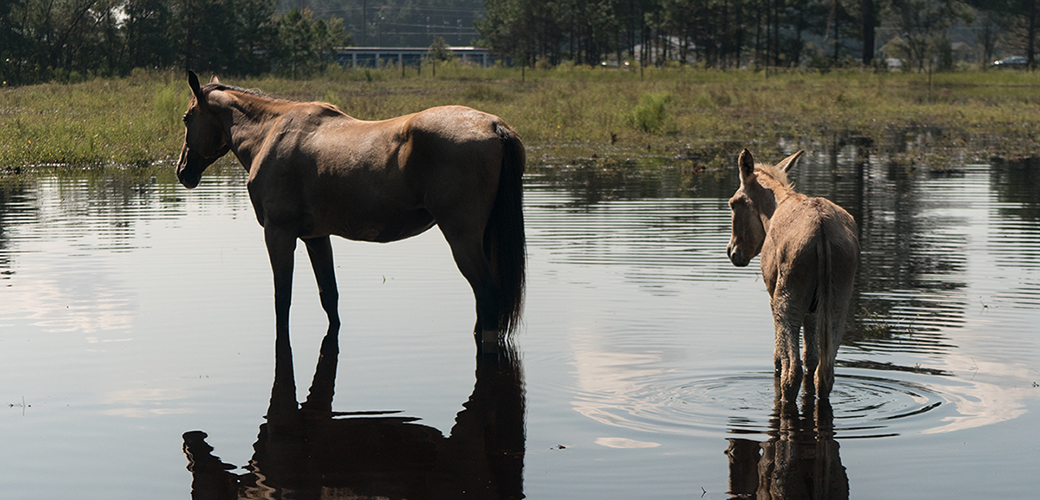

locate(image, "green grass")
[[3, 65, 1040, 170]]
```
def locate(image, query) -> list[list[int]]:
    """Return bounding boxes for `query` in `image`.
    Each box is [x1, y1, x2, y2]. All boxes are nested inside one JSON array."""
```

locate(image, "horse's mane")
[[201, 82, 345, 116], [202, 82, 292, 103], [755, 162, 793, 189]]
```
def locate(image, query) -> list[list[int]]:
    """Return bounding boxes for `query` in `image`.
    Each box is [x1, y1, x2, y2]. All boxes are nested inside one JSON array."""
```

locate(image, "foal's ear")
[[776, 150, 805, 173], [187, 70, 204, 103], [209, 74, 220, 84], [738, 149, 755, 183]]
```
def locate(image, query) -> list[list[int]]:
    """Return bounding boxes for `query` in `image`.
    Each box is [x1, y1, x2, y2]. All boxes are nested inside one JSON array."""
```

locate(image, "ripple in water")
[[575, 370, 951, 440]]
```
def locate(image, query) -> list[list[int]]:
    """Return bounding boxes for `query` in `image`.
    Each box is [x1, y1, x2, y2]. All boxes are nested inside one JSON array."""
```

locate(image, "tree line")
[[3, 0, 1040, 86], [1, 0, 347, 85], [478, 0, 1040, 70]]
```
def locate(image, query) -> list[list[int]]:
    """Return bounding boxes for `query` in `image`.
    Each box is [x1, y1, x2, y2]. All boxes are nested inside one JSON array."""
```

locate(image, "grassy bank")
[[3, 65, 1040, 170]]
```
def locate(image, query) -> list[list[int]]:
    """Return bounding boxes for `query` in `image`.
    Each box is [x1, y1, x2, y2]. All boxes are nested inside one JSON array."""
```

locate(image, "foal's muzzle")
[[727, 244, 750, 267]]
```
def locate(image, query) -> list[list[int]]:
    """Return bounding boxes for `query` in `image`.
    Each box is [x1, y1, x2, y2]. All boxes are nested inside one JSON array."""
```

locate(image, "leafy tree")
[[123, 0, 177, 70], [428, 35, 456, 61], [882, 0, 973, 71], [273, 7, 346, 78], [976, 0, 1039, 67]]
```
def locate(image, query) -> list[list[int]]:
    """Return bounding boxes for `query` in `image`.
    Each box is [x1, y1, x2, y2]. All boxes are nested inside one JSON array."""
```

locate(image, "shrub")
[[629, 91, 671, 133]]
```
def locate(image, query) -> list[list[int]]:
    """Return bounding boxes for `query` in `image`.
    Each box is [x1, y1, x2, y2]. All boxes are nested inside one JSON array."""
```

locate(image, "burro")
[[726, 149, 859, 402]]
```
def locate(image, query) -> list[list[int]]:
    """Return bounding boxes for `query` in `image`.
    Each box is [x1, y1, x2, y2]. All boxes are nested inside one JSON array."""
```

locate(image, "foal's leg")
[[815, 308, 848, 399], [303, 235, 341, 332], [771, 299, 805, 403], [801, 312, 819, 395]]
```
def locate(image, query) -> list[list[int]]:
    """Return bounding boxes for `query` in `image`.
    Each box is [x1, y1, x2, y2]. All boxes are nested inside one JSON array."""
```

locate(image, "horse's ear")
[[777, 150, 805, 173], [738, 149, 755, 183], [187, 70, 204, 103], [209, 75, 220, 84]]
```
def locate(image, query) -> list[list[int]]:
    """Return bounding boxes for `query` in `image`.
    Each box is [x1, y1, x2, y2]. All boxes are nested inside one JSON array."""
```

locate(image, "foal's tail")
[[815, 232, 836, 393], [487, 122, 527, 334]]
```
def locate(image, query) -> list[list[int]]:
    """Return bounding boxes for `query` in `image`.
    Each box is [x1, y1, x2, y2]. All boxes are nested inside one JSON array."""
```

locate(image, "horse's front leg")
[[301, 236, 340, 412], [303, 235, 341, 332], [265, 227, 298, 339]]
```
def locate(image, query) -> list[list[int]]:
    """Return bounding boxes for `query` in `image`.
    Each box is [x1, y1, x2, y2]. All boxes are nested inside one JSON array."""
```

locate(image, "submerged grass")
[[3, 65, 1040, 170]]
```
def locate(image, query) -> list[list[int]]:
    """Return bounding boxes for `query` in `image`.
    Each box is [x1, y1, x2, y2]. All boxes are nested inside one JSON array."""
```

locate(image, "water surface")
[[0, 152, 1038, 498]]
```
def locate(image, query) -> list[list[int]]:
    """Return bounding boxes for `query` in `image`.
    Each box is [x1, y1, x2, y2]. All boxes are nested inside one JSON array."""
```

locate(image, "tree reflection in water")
[[183, 328, 526, 499]]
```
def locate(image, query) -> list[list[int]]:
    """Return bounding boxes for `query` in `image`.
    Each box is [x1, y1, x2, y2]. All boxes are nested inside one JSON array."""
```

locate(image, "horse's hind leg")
[[303, 235, 341, 332], [442, 231, 501, 354]]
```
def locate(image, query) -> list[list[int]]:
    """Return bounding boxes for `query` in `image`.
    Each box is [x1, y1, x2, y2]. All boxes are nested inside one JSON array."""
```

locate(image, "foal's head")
[[177, 71, 231, 189], [726, 149, 803, 267]]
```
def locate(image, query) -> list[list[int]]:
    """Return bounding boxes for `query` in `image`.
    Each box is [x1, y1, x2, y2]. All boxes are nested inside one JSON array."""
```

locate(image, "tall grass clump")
[[629, 91, 672, 133], [153, 83, 185, 135]]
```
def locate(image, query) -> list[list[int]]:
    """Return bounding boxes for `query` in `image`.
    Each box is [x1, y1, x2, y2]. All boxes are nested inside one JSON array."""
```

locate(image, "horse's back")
[[250, 103, 512, 242]]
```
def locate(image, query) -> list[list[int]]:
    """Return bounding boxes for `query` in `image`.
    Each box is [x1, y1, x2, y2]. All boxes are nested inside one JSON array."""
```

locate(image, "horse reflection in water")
[[182, 329, 525, 499], [725, 389, 848, 500]]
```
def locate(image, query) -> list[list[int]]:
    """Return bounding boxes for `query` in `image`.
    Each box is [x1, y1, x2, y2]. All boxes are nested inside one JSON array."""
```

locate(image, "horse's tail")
[[487, 122, 527, 334], [815, 230, 836, 393]]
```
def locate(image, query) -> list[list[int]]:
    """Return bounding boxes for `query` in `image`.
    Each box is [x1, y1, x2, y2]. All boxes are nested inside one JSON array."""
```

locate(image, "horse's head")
[[726, 149, 803, 267], [177, 71, 231, 189]]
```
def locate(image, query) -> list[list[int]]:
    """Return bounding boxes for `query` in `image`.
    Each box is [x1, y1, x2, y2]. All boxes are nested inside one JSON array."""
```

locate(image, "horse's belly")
[[329, 209, 436, 243]]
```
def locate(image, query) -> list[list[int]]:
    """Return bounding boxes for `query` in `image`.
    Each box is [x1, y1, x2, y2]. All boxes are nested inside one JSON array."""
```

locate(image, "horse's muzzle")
[[176, 146, 213, 189], [727, 245, 750, 267]]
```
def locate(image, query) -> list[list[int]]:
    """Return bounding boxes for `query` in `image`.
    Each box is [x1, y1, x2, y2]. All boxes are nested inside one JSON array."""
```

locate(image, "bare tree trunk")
[[861, 0, 875, 66], [1030, 0, 1038, 69]]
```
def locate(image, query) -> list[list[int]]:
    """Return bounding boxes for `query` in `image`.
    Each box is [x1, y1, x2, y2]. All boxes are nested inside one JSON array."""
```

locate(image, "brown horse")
[[177, 71, 525, 353], [726, 149, 859, 401]]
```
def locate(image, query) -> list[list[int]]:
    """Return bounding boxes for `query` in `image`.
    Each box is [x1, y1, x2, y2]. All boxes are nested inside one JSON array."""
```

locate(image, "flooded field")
[[1, 147, 1038, 498]]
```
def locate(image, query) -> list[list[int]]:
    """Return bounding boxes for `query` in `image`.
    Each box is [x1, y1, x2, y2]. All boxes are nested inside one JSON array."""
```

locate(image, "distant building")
[[335, 47, 493, 68], [951, 42, 974, 63]]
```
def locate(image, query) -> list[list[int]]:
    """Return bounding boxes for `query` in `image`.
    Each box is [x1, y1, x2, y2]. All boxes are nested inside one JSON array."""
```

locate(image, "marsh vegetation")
[[2, 67, 1040, 171]]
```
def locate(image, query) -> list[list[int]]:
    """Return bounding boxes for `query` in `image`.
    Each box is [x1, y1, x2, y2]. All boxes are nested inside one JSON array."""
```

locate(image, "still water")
[[0, 149, 1038, 498]]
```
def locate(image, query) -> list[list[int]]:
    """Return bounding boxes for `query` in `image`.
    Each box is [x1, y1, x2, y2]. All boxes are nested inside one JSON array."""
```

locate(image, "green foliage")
[[323, 89, 343, 108], [629, 92, 672, 134], [273, 8, 348, 79], [5, 68, 1040, 168], [153, 83, 185, 134], [428, 36, 456, 62]]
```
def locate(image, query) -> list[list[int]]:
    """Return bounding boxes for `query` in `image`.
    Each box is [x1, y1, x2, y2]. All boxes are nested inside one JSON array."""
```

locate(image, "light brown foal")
[[727, 149, 859, 401]]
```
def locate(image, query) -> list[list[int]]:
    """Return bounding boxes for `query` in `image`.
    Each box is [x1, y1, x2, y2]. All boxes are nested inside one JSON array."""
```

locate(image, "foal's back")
[[763, 192, 858, 306]]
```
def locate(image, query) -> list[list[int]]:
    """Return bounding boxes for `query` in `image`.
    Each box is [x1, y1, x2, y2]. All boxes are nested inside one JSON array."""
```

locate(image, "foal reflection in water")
[[726, 149, 859, 402], [725, 392, 849, 499], [183, 330, 526, 499]]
